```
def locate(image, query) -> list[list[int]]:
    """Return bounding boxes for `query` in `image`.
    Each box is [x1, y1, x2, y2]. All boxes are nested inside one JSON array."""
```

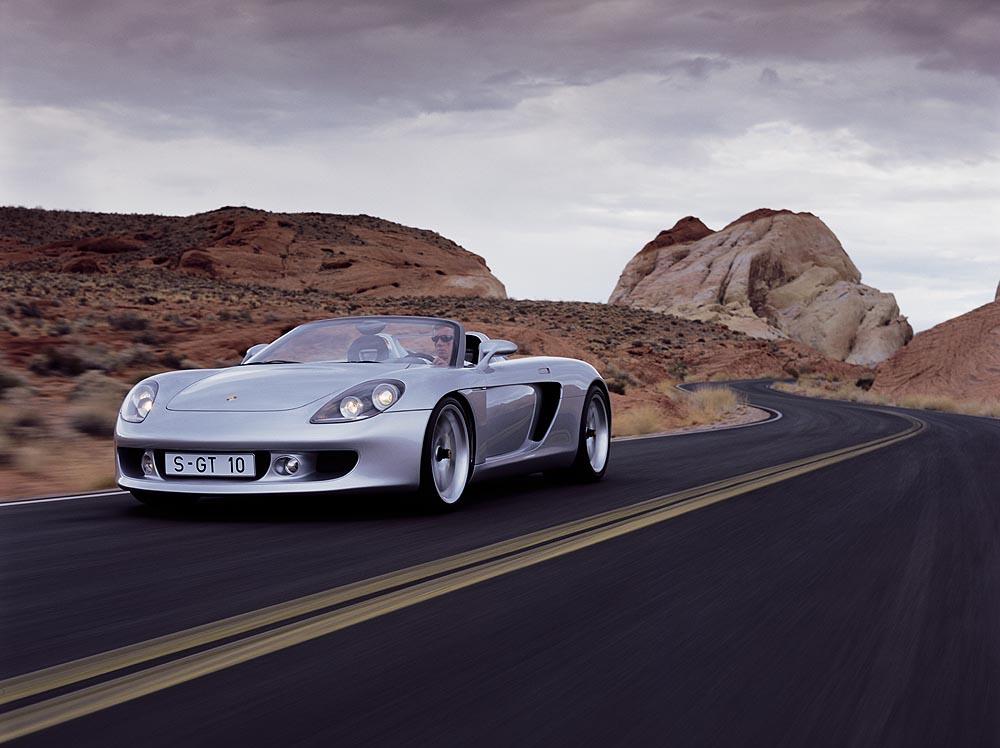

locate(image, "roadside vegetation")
[[612, 382, 755, 437], [773, 377, 1000, 419]]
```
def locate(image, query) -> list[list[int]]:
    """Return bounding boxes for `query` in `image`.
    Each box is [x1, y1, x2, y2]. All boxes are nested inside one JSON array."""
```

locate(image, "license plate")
[[164, 452, 256, 478]]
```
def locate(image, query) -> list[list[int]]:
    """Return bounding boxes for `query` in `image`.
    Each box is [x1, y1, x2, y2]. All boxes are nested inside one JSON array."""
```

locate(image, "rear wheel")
[[568, 385, 611, 481], [418, 397, 473, 509], [130, 490, 198, 512]]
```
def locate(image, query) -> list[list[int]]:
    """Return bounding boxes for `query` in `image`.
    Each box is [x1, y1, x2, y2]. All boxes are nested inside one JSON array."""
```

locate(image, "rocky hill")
[[0, 206, 507, 299], [610, 209, 912, 366], [874, 296, 1000, 402]]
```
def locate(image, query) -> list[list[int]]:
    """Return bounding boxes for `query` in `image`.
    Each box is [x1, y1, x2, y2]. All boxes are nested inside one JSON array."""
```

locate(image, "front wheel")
[[568, 386, 611, 481], [418, 397, 474, 509]]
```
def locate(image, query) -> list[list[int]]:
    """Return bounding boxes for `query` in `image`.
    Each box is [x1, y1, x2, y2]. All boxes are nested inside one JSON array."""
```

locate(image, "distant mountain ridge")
[[610, 209, 912, 365], [0, 206, 507, 299]]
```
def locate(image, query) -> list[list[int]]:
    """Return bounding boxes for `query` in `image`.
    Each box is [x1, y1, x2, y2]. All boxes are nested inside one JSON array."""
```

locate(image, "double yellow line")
[[0, 411, 924, 742]]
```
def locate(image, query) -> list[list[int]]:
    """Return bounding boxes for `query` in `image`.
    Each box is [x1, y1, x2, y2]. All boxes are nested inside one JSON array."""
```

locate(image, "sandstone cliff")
[[874, 297, 1000, 402], [610, 209, 912, 365], [0, 206, 507, 299]]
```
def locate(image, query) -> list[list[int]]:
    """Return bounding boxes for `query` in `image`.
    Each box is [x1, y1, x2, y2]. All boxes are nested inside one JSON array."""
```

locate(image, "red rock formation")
[[0, 206, 506, 300], [874, 298, 1000, 402]]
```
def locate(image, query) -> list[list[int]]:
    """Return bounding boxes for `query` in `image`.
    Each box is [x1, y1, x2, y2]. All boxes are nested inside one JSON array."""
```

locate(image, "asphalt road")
[[2, 382, 999, 746]]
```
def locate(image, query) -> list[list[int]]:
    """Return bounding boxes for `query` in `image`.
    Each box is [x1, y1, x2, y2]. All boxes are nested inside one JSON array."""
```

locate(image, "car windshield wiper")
[[244, 359, 301, 365]]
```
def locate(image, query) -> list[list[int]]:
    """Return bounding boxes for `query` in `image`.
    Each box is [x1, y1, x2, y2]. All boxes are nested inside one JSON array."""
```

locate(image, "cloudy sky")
[[2, 0, 998, 330]]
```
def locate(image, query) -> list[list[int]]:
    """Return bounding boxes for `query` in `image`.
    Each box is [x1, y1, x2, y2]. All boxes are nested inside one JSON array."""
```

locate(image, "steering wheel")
[[405, 352, 435, 363]]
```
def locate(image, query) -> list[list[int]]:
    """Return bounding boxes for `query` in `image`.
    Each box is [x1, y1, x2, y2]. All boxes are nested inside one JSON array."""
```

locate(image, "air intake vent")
[[315, 451, 359, 478]]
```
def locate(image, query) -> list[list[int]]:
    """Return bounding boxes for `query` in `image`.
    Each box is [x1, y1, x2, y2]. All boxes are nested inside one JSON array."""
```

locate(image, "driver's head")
[[431, 324, 455, 365]]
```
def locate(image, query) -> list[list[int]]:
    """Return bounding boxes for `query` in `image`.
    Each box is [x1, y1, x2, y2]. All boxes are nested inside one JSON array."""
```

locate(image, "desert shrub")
[[0, 368, 25, 396], [50, 320, 74, 336], [164, 313, 196, 328], [114, 344, 157, 369], [17, 301, 42, 318], [0, 402, 51, 440], [108, 312, 149, 331], [70, 406, 116, 437], [603, 363, 636, 395], [683, 386, 745, 425], [612, 405, 667, 437], [159, 351, 185, 368], [72, 371, 130, 402], [668, 359, 689, 380], [28, 345, 108, 376], [136, 330, 164, 345]]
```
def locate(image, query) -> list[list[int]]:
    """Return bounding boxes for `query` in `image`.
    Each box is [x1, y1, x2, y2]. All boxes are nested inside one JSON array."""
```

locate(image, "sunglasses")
[[431, 334, 454, 343]]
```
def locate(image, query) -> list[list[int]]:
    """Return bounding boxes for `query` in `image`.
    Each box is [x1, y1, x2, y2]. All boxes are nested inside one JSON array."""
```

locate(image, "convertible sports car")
[[115, 315, 611, 509]]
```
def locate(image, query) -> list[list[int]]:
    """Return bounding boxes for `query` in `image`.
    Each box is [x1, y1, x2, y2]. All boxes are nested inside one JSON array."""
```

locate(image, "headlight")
[[372, 383, 400, 411], [340, 396, 365, 419], [121, 381, 158, 423], [311, 380, 405, 423]]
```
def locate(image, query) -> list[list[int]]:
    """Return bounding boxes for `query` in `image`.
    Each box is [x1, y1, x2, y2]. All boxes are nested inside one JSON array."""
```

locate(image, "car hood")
[[165, 364, 411, 412]]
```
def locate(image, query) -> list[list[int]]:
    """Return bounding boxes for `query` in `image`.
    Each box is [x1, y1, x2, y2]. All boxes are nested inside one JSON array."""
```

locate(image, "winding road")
[[2, 382, 999, 746]]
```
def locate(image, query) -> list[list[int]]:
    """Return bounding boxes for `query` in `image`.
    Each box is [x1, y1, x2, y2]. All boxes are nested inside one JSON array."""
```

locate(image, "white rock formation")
[[609, 209, 912, 365]]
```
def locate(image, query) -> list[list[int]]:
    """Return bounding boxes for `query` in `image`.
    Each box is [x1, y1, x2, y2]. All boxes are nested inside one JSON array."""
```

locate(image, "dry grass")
[[683, 386, 746, 425], [0, 435, 117, 499], [613, 405, 669, 436], [612, 384, 750, 436], [774, 378, 1000, 419], [653, 379, 682, 397], [82, 470, 118, 491]]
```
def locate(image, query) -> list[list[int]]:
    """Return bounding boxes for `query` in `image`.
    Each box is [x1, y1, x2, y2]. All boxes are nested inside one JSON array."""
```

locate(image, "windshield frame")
[[244, 315, 467, 368]]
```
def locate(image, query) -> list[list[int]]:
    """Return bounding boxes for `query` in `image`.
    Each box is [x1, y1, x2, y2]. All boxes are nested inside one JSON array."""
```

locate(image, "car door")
[[480, 359, 538, 459]]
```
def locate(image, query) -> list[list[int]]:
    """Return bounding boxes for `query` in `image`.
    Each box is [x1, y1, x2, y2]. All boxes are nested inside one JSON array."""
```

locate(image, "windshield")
[[246, 317, 464, 367]]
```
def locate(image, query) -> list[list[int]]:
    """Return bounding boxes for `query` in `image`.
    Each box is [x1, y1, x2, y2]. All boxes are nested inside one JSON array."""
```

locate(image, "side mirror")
[[241, 343, 268, 364], [477, 339, 517, 370]]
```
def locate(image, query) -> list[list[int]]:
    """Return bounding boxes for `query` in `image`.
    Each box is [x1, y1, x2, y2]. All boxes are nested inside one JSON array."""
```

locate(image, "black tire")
[[418, 396, 474, 509], [130, 489, 199, 512], [568, 385, 611, 482]]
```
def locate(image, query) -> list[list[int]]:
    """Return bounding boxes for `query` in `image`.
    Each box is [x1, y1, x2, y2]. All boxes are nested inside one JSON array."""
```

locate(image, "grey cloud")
[[759, 67, 780, 85], [1, 0, 997, 167]]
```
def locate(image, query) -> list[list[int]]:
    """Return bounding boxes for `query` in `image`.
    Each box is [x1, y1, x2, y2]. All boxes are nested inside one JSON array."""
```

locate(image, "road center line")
[[0, 411, 913, 708], [0, 412, 924, 743]]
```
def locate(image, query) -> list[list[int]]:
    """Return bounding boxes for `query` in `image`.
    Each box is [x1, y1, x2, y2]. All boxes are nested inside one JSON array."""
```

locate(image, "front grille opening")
[[117, 447, 145, 478], [315, 450, 359, 479]]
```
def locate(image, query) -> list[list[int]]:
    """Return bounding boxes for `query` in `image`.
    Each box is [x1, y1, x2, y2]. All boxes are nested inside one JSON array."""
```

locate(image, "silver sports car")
[[115, 315, 612, 509]]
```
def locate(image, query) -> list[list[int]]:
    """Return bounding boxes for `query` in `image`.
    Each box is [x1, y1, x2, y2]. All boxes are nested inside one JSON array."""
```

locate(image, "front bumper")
[[115, 408, 431, 495]]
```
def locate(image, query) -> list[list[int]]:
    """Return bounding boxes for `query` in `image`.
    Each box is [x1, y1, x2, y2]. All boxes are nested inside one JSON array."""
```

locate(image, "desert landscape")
[[0, 205, 860, 497], [0, 205, 996, 498], [7, 3, 1000, 743]]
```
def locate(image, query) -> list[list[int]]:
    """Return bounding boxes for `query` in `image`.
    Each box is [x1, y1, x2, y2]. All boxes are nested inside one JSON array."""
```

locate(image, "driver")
[[431, 324, 455, 367]]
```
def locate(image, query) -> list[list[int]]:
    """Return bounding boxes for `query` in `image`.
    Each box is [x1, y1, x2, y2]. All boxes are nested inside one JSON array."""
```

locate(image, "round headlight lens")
[[372, 383, 399, 411], [339, 396, 365, 419]]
